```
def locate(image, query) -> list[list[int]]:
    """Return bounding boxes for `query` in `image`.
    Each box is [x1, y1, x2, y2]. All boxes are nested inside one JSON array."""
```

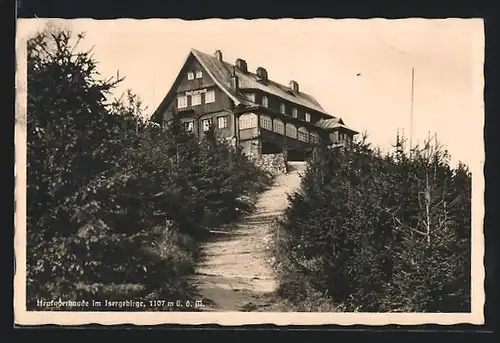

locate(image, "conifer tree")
[[274, 130, 472, 312]]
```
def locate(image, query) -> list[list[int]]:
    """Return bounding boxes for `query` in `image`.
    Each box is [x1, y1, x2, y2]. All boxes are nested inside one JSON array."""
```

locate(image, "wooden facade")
[[151, 49, 359, 159]]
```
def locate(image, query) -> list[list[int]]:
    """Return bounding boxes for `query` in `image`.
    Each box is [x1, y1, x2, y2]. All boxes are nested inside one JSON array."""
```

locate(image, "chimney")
[[214, 50, 223, 61], [256, 67, 268, 81], [235, 58, 248, 72], [289, 80, 299, 92], [230, 66, 239, 91]]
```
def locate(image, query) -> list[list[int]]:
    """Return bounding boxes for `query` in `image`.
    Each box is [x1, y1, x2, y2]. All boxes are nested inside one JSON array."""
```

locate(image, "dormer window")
[[195, 71, 203, 79], [262, 95, 269, 107], [292, 107, 298, 118], [280, 103, 286, 114], [305, 112, 311, 122], [256, 67, 268, 81], [187, 72, 194, 80]]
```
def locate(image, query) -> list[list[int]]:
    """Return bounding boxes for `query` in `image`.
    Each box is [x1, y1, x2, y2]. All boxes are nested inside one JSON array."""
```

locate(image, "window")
[[239, 113, 258, 129], [184, 121, 194, 132], [205, 89, 215, 104], [292, 107, 298, 118], [273, 119, 284, 135], [260, 115, 272, 131], [217, 116, 227, 129], [310, 132, 319, 144], [246, 93, 255, 102], [305, 112, 311, 122], [332, 131, 347, 143], [285, 123, 297, 138], [177, 95, 188, 109], [191, 93, 202, 106], [262, 95, 269, 107], [202, 118, 212, 132], [280, 103, 286, 114], [187, 72, 194, 80], [195, 70, 203, 79], [298, 127, 309, 142]]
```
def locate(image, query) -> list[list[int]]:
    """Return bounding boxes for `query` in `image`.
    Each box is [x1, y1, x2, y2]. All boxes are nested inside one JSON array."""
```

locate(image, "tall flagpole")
[[409, 67, 415, 155], [151, 74, 156, 123]]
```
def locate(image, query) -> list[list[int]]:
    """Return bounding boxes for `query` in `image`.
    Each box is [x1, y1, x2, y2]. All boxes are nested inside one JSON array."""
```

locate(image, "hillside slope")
[[192, 161, 307, 311]]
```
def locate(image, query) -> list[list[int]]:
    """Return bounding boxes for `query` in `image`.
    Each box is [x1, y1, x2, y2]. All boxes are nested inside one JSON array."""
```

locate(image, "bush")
[[273, 134, 472, 312], [25, 27, 272, 309]]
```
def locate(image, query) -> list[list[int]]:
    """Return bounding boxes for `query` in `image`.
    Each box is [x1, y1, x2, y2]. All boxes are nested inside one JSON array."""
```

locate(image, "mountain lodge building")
[[150, 49, 358, 160]]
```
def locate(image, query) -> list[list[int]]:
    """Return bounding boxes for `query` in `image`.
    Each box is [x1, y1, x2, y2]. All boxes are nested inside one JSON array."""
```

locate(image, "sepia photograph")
[[14, 18, 485, 326]]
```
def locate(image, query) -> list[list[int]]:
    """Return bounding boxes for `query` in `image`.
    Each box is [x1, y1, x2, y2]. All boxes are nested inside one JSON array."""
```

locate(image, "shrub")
[[25, 27, 271, 309], [273, 134, 472, 312]]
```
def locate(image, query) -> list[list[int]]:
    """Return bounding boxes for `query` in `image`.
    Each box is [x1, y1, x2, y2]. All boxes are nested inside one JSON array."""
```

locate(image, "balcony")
[[239, 127, 259, 140], [238, 112, 321, 146], [237, 112, 325, 156]]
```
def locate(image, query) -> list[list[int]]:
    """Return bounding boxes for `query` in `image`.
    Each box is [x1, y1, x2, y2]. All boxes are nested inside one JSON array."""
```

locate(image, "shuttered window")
[[177, 95, 188, 109], [205, 89, 215, 103], [191, 93, 202, 106]]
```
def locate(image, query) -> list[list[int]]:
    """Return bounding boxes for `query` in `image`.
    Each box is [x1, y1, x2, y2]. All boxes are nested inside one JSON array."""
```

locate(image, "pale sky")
[[17, 18, 484, 168]]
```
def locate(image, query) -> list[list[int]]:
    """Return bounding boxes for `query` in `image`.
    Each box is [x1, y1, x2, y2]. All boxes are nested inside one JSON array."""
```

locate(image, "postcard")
[[14, 18, 485, 326]]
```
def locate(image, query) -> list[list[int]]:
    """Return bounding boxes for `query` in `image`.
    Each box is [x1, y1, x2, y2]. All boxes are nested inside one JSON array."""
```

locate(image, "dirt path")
[[192, 162, 307, 312]]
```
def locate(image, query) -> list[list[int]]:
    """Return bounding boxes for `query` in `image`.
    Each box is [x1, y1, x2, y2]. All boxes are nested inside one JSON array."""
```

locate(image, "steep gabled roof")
[[189, 49, 254, 107], [150, 50, 250, 122], [192, 49, 328, 114], [191, 49, 329, 114], [151, 49, 336, 122]]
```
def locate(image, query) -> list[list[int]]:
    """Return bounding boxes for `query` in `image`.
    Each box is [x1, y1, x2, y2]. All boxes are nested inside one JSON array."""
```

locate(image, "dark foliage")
[[273, 134, 472, 312], [26, 28, 272, 310]]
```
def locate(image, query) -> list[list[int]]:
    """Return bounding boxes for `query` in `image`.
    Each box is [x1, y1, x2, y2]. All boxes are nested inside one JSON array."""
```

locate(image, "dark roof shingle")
[[191, 49, 331, 116], [315, 117, 358, 133], [152, 49, 357, 135]]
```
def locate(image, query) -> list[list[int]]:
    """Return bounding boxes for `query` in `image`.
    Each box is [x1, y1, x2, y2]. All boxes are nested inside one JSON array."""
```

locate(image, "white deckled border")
[[13, 312, 483, 326], [14, 18, 485, 326]]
